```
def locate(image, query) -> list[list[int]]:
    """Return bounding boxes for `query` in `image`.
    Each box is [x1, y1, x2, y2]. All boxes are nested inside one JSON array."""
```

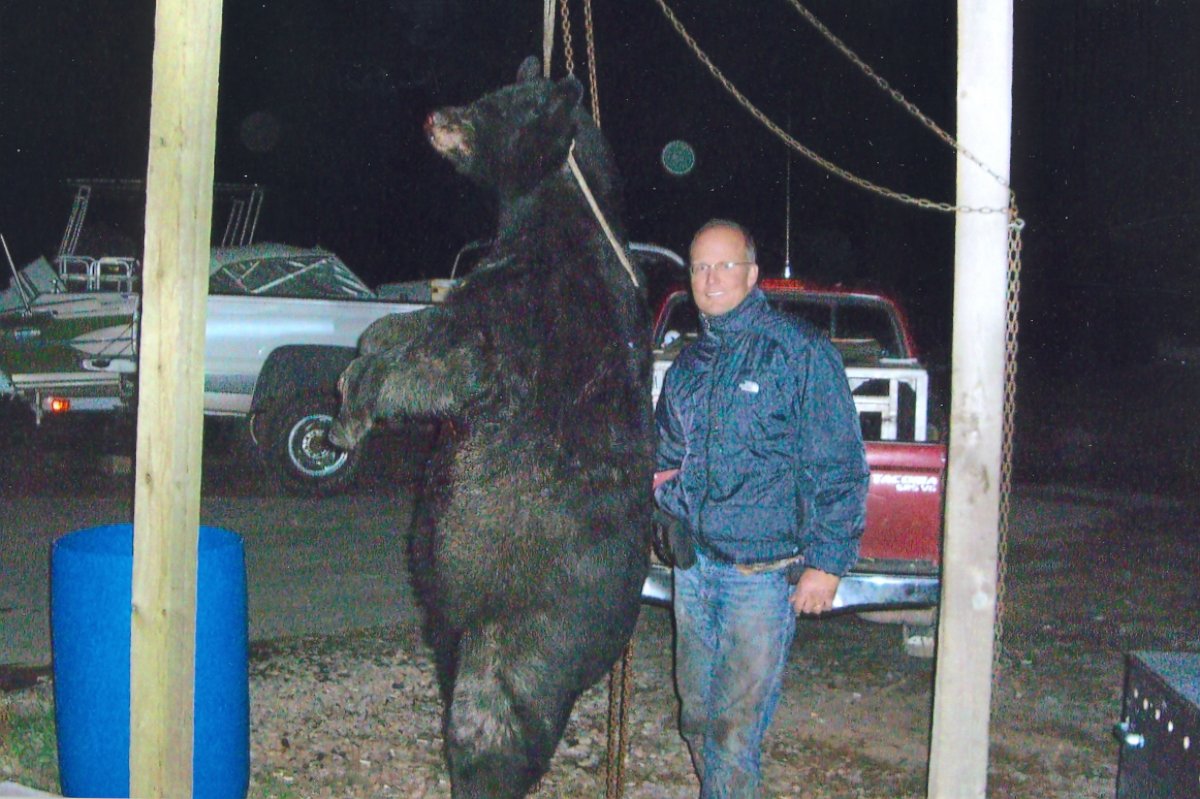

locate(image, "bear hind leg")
[[444, 628, 571, 799]]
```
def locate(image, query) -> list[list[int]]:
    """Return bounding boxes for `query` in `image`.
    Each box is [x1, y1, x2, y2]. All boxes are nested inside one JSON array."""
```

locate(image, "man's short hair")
[[691, 219, 757, 264]]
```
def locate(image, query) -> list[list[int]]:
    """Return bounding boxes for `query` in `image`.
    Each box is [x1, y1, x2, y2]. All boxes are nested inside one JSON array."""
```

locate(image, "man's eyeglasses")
[[688, 261, 753, 276]]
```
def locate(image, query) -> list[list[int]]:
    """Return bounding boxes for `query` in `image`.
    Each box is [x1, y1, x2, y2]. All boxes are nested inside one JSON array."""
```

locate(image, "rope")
[[553, 0, 603, 123], [777, 0, 1028, 675], [543, 0, 556, 78], [605, 644, 634, 798], [549, 13, 634, 796], [542, 12, 636, 783], [650, 0, 1012, 216], [566, 142, 639, 287]]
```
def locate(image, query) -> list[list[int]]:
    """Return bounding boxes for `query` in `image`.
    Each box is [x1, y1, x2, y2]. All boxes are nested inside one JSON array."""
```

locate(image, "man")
[[654, 219, 870, 797]]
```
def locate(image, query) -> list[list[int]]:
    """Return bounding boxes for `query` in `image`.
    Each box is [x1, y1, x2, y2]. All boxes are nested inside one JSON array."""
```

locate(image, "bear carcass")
[[329, 57, 652, 798]]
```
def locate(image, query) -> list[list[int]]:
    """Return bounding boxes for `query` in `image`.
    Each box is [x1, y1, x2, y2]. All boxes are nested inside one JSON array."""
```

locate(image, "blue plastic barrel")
[[50, 523, 249, 799]]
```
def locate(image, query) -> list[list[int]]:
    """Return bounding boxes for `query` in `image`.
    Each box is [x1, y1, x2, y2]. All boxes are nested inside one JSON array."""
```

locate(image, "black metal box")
[[1116, 651, 1200, 798]]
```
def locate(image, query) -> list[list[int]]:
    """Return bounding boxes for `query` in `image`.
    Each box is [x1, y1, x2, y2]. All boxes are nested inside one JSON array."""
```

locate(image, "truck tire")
[[266, 394, 362, 496]]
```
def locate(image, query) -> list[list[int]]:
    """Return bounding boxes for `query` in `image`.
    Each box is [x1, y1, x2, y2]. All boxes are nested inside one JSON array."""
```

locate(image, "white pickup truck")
[[0, 241, 429, 495], [1, 181, 436, 494], [1, 187, 688, 497]]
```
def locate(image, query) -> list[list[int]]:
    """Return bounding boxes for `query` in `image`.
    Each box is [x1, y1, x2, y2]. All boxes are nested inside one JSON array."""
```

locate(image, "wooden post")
[[130, 0, 224, 796], [926, 1, 1014, 797]]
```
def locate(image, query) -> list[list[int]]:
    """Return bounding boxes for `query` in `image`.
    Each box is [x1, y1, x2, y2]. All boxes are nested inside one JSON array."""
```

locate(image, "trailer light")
[[48, 397, 71, 413]]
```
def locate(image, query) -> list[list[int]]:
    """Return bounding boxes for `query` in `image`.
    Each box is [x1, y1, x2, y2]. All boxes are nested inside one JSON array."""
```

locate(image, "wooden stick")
[[130, 0, 224, 796], [926, 1, 1014, 796]]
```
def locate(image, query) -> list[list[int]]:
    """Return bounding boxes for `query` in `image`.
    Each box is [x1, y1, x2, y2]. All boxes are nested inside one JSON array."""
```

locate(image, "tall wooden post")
[[130, 0, 224, 796], [926, 1, 1014, 797]]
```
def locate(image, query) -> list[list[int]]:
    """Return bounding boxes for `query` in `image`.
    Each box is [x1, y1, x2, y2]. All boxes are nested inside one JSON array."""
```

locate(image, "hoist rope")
[[543, 0, 637, 287], [558, 0, 576, 76], [565, 141, 639, 287], [995, 205, 1023, 678], [542, 2, 556, 78], [544, 5, 635, 796]]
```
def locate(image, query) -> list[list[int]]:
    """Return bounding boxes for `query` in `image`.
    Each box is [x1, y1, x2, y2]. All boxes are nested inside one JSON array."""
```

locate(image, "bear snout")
[[426, 110, 471, 159], [423, 110, 441, 138]]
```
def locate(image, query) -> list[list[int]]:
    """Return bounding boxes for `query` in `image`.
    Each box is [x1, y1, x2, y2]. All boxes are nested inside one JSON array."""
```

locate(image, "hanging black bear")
[[330, 56, 652, 798]]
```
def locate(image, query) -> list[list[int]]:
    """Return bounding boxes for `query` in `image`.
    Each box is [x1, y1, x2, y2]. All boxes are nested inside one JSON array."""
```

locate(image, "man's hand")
[[653, 469, 680, 490], [789, 567, 840, 615], [652, 508, 696, 570]]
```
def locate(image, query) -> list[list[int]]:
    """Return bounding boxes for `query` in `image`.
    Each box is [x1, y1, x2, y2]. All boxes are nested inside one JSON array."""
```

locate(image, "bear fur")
[[330, 57, 652, 798]]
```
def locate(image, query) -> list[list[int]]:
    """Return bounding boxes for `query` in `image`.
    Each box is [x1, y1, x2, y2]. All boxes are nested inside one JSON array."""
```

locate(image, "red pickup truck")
[[640, 278, 945, 641]]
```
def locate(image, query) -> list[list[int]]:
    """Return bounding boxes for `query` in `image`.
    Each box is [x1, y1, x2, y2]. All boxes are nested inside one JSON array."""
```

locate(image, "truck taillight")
[[48, 397, 71, 413]]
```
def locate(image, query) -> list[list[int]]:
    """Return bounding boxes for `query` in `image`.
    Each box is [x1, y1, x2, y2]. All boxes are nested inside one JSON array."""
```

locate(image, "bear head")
[[425, 56, 586, 197]]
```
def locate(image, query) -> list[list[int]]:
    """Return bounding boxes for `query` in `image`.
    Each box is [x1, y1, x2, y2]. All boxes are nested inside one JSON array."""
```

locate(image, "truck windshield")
[[656, 292, 906, 360]]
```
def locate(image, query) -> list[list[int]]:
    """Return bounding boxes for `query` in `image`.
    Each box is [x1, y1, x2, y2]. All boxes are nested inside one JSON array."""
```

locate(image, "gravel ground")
[[231, 486, 1200, 799], [4, 485, 1198, 799], [4, 364, 1199, 798], [240, 609, 928, 799]]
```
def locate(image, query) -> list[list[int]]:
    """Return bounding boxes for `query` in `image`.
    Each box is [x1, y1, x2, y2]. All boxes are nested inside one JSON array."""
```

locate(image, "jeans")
[[673, 550, 797, 799]]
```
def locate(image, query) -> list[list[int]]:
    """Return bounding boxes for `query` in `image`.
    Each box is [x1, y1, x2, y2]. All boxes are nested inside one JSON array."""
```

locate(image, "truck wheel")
[[266, 395, 362, 496]]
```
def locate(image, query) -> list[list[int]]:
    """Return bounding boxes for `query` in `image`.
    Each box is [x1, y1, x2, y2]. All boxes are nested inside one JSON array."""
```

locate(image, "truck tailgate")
[[860, 442, 946, 567]]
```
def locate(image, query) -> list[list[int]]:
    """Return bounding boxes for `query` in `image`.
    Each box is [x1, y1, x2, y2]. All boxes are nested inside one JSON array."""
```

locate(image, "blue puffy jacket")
[[654, 288, 869, 574]]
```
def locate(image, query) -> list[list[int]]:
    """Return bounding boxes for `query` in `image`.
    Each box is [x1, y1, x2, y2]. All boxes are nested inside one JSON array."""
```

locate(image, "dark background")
[[2, 0, 1198, 370]]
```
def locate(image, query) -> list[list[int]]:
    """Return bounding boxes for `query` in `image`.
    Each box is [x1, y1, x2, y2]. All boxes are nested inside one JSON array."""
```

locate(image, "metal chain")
[[650, 0, 1011, 215], [782, 0, 1027, 679], [559, 0, 576, 76], [652, 0, 1027, 677], [785, 0, 1012, 193], [583, 0, 602, 125], [559, 4, 627, 791], [994, 206, 1024, 674]]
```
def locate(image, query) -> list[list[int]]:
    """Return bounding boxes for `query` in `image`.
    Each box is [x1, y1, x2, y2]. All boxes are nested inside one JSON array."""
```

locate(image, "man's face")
[[689, 226, 759, 317]]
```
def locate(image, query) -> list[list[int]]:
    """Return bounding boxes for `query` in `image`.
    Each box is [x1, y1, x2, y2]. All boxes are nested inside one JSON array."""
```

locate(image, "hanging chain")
[[558, 0, 576, 76], [650, 0, 1011, 215], [583, 0, 602, 124], [652, 0, 1027, 675], [993, 206, 1024, 674], [555, 6, 627, 794], [784, 0, 1028, 674], [785, 0, 1012, 193]]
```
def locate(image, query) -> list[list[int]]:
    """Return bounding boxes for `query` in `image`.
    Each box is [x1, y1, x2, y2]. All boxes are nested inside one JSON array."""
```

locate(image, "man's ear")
[[747, 262, 760, 287]]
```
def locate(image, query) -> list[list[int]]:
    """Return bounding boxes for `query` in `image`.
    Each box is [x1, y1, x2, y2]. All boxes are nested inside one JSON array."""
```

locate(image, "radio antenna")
[[783, 129, 793, 279]]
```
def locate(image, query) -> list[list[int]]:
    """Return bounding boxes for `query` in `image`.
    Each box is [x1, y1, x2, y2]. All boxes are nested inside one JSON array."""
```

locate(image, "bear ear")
[[554, 75, 584, 109], [517, 56, 542, 84]]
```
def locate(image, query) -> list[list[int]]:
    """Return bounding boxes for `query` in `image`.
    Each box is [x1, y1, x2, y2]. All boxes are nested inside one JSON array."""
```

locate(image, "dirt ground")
[[8, 481, 1191, 798], [2, 362, 1199, 797], [216, 487, 1200, 798]]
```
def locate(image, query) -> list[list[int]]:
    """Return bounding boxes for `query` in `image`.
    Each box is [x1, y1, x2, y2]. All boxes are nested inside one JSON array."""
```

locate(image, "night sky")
[[2, 1, 1197, 370]]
